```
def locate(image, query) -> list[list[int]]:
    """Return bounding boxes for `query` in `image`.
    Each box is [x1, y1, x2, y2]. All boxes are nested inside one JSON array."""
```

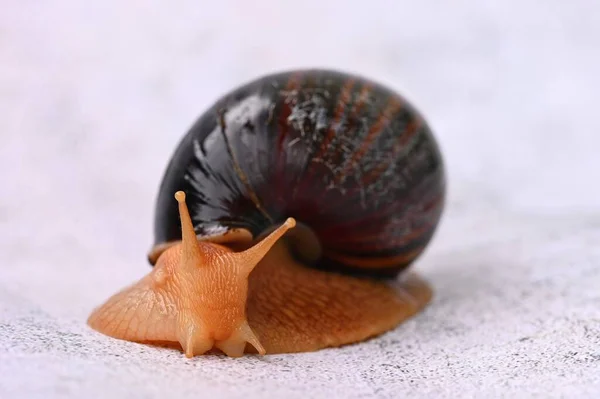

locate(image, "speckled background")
[[1, 1, 599, 398]]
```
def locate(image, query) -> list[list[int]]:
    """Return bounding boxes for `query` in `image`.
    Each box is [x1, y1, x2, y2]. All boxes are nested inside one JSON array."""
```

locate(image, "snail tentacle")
[[233, 217, 296, 275]]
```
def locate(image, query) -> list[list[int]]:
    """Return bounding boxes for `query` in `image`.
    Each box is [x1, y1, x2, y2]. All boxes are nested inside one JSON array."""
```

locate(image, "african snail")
[[87, 69, 446, 358]]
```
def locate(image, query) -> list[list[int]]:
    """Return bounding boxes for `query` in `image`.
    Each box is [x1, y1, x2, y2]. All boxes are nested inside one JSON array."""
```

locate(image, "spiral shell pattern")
[[153, 69, 445, 277]]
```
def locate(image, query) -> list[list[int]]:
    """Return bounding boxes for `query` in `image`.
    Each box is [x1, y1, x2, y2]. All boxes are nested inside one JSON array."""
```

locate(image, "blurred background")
[[1, 1, 599, 397]]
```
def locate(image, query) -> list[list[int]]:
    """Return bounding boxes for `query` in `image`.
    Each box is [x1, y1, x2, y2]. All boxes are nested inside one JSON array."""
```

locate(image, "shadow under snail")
[[88, 68, 446, 358]]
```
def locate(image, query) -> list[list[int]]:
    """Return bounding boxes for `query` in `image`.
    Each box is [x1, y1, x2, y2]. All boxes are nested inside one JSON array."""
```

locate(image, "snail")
[[87, 69, 445, 358]]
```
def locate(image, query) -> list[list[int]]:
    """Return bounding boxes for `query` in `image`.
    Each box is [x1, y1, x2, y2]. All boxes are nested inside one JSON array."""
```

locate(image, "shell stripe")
[[315, 130, 440, 216], [322, 219, 438, 247], [304, 81, 374, 202], [314, 175, 444, 231], [274, 72, 305, 204], [292, 77, 358, 198], [323, 247, 424, 269], [218, 110, 274, 223], [313, 78, 357, 162], [362, 119, 421, 186], [335, 96, 403, 184]]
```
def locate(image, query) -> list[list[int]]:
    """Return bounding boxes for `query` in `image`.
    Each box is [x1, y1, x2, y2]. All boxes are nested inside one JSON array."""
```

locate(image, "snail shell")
[[88, 69, 445, 357], [152, 68, 445, 275]]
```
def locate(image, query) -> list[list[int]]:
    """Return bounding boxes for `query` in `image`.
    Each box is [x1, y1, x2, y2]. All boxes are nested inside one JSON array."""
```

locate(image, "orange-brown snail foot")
[[87, 191, 432, 357], [246, 243, 432, 354]]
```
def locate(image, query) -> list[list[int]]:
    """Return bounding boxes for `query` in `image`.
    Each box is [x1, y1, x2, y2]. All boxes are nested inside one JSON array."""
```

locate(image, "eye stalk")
[[174, 191, 204, 269]]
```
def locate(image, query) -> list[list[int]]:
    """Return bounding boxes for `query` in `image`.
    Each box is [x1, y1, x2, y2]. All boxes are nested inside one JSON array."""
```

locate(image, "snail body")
[[88, 69, 445, 357]]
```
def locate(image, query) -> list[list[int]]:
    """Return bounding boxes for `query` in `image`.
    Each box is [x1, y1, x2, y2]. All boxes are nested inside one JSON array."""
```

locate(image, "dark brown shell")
[[152, 69, 445, 277]]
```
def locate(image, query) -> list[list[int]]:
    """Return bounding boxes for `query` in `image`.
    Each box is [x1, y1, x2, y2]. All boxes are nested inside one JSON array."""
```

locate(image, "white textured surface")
[[1, 1, 600, 398]]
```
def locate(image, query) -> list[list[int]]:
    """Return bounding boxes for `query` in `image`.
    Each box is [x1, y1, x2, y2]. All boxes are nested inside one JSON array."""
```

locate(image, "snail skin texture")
[[88, 69, 445, 358]]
